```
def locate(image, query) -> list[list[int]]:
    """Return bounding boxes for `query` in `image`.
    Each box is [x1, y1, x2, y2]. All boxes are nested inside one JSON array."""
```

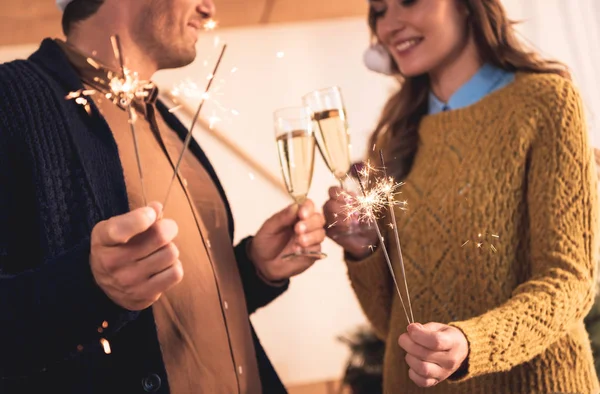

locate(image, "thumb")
[[263, 204, 299, 233]]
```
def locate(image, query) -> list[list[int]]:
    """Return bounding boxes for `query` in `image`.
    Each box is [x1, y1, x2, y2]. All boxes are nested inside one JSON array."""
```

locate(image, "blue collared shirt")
[[428, 64, 515, 114]]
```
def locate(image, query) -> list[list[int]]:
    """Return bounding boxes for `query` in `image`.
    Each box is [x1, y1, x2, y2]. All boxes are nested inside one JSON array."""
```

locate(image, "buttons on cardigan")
[[223, 301, 229, 310], [141, 374, 162, 392], [206, 239, 212, 249], [238, 365, 243, 375]]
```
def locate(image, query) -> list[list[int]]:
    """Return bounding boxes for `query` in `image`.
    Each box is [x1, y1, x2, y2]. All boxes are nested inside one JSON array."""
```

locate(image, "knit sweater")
[[347, 72, 599, 393]]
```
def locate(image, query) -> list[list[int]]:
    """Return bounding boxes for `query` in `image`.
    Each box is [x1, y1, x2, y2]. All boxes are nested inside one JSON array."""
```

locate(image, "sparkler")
[[163, 44, 228, 208], [110, 34, 148, 206], [379, 150, 414, 324], [351, 159, 414, 325], [66, 35, 155, 206]]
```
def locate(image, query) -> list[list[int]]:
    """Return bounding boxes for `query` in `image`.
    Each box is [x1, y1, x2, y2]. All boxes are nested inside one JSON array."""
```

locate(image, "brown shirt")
[[57, 40, 261, 394]]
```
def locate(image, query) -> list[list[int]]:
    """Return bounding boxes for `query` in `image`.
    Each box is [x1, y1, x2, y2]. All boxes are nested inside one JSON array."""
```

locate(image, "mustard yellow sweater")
[[347, 73, 599, 394]]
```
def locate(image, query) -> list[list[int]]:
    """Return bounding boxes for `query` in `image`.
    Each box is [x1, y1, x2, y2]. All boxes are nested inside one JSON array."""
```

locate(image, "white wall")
[[0, 1, 598, 386]]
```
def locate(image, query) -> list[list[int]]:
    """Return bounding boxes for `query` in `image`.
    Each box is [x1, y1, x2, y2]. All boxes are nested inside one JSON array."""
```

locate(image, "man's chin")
[[158, 49, 197, 70]]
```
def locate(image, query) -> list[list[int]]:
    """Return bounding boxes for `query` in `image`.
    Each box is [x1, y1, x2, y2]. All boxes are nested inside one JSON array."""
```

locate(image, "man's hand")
[[249, 199, 326, 282], [398, 322, 469, 387], [90, 202, 183, 311]]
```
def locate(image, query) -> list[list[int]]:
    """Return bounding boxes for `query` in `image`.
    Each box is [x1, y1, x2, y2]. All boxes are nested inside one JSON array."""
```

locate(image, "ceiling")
[[0, 0, 368, 46]]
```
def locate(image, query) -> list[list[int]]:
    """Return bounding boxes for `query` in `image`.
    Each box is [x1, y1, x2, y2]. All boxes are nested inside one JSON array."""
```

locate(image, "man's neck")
[[66, 27, 157, 81], [429, 34, 483, 103]]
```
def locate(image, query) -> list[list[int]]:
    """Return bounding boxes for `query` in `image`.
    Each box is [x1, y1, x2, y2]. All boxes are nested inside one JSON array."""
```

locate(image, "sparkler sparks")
[[462, 232, 500, 253], [338, 162, 405, 224], [347, 154, 414, 325], [100, 338, 112, 355], [65, 35, 153, 205], [203, 18, 218, 31]]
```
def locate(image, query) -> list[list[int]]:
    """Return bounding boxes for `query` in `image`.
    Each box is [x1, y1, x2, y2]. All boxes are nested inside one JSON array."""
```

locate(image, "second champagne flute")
[[274, 106, 327, 260], [303, 86, 364, 238]]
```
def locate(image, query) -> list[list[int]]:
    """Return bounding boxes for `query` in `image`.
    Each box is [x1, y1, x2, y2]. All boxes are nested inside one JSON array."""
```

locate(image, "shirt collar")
[[55, 39, 158, 112], [428, 63, 514, 115]]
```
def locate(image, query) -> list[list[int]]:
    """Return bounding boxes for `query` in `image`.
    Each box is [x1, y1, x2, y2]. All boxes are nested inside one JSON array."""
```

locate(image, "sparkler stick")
[[110, 34, 147, 206], [352, 164, 412, 326], [163, 44, 228, 208], [379, 150, 414, 324]]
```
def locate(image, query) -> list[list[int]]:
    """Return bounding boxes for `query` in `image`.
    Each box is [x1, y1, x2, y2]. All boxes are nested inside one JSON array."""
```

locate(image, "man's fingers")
[[297, 228, 326, 248], [298, 199, 315, 219], [139, 243, 180, 278], [296, 212, 326, 234], [142, 260, 184, 299], [95, 206, 158, 246], [125, 219, 179, 261]]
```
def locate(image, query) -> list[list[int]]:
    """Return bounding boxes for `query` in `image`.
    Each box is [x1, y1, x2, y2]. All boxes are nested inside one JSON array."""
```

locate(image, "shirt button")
[[238, 366, 243, 375], [182, 178, 188, 187], [206, 240, 212, 249], [223, 301, 229, 310], [141, 374, 162, 392]]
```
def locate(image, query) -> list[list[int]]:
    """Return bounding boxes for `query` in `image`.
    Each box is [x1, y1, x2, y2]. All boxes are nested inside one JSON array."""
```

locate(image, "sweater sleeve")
[[0, 65, 139, 377], [234, 237, 289, 314], [345, 241, 394, 340], [449, 78, 598, 381], [0, 239, 140, 377]]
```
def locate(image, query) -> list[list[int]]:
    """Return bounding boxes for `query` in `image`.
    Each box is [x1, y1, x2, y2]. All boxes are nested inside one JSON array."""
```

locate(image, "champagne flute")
[[302, 86, 365, 238], [274, 106, 327, 260]]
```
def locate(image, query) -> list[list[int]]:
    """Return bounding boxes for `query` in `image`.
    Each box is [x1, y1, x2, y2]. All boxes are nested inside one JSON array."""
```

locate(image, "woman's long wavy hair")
[[368, 0, 569, 180]]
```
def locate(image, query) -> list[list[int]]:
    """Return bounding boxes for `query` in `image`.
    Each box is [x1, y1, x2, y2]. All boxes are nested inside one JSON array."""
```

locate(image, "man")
[[0, 0, 327, 393]]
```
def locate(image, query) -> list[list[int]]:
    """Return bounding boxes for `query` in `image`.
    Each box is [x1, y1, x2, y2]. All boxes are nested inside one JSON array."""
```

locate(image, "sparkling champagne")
[[312, 109, 351, 180], [276, 130, 316, 203]]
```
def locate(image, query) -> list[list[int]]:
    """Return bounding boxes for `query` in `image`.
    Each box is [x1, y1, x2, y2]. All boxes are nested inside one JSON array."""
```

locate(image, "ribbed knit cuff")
[[448, 317, 494, 383]]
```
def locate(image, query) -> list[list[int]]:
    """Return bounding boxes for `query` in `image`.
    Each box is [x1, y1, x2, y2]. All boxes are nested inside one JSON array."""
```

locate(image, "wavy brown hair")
[[368, 0, 570, 180]]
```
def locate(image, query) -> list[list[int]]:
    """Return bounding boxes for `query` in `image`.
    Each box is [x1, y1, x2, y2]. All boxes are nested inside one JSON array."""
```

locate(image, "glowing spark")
[[276, 51, 285, 58], [169, 104, 183, 113], [100, 338, 112, 354], [203, 19, 218, 31], [208, 113, 221, 129], [170, 75, 238, 126], [86, 57, 100, 70]]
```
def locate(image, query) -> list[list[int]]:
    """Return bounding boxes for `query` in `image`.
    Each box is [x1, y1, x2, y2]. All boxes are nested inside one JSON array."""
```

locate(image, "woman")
[[324, 0, 599, 392]]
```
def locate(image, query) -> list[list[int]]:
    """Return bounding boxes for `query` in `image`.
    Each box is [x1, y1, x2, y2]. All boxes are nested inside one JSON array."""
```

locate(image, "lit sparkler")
[[110, 34, 149, 206], [163, 44, 228, 208], [65, 35, 153, 206], [348, 155, 414, 325]]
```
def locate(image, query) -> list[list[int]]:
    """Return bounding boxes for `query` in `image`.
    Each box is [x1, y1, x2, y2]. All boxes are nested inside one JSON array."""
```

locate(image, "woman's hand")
[[398, 322, 469, 387], [322, 186, 379, 260]]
